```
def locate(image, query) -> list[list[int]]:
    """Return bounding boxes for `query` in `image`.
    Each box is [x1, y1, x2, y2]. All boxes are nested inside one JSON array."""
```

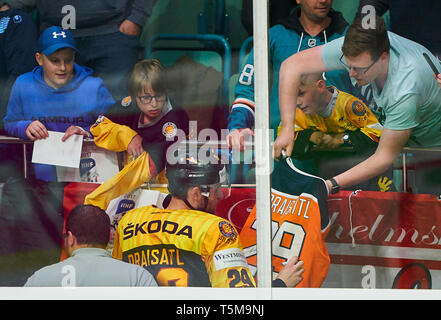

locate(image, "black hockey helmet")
[[165, 146, 230, 201]]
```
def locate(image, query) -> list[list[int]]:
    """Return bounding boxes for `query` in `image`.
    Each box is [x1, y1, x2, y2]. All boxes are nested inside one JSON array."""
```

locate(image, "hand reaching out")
[[62, 125, 88, 142], [273, 127, 294, 160], [276, 256, 305, 287], [226, 128, 254, 151]]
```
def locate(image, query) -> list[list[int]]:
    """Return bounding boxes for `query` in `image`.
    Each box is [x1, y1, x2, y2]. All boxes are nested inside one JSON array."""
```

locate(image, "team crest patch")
[[352, 101, 367, 116], [95, 115, 105, 125], [162, 122, 177, 138], [121, 96, 132, 107], [219, 221, 236, 238], [13, 15, 22, 24], [307, 38, 317, 47]]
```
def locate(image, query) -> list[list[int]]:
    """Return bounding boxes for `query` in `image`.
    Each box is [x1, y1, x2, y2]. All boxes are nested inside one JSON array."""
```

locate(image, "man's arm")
[[274, 45, 330, 159], [326, 127, 411, 190]]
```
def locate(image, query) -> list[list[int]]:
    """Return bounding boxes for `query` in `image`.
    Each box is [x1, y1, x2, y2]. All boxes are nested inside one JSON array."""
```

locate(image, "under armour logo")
[[52, 31, 66, 39]]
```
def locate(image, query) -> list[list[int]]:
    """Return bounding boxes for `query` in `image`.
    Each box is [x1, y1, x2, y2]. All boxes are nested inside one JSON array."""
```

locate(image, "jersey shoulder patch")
[[121, 96, 132, 107], [351, 100, 367, 116]]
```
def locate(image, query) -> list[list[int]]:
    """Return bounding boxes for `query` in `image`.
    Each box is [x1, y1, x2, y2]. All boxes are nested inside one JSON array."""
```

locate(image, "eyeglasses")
[[137, 94, 167, 104], [339, 54, 380, 75]]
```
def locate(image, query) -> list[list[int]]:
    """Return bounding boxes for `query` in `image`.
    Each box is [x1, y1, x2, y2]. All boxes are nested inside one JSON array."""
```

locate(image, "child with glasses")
[[89, 59, 189, 186]]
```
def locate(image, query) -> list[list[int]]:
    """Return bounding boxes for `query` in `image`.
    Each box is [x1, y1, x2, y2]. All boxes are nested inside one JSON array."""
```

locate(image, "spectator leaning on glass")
[[227, 0, 350, 151], [3, 26, 114, 181], [287, 72, 395, 192], [24, 204, 158, 287], [274, 16, 441, 195]]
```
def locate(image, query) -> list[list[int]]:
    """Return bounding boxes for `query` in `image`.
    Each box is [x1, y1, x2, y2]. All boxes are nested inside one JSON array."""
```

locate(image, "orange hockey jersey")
[[240, 157, 330, 287]]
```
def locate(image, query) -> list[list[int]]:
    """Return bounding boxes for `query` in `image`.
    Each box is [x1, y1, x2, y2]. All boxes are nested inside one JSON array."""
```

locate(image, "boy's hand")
[[62, 125, 88, 142], [226, 128, 254, 151], [309, 131, 325, 145], [26, 121, 49, 141], [127, 134, 144, 158], [317, 133, 344, 149]]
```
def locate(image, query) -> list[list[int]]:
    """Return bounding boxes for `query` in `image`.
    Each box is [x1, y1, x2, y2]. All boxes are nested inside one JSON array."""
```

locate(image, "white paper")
[[56, 142, 120, 183], [32, 131, 83, 168]]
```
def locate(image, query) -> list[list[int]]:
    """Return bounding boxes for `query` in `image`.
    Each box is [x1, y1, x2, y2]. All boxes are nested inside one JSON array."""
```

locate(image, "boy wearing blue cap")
[[4, 26, 115, 181]]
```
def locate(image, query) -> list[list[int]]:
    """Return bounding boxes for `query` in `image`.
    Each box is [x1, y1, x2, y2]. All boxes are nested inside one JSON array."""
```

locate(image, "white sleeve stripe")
[[233, 97, 255, 106], [231, 103, 255, 115]]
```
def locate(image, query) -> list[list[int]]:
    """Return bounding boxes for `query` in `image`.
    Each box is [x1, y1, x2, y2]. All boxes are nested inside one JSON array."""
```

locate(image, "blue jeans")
[[74, 31, 141, 101]]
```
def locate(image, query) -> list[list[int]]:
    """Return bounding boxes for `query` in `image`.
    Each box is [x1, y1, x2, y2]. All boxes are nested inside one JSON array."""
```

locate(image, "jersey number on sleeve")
[[227, 268, 255, 287], [238, 64, 254, 86]]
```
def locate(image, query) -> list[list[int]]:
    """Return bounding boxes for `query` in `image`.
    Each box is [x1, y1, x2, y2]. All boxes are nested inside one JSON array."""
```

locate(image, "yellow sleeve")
[[112, 227, 122, 260], [202, 220, 256, 288], [84, 152, 156, 210], [91, 115, 138, 152], [277, 109, 309, 139], [345, 98, 382, 140]]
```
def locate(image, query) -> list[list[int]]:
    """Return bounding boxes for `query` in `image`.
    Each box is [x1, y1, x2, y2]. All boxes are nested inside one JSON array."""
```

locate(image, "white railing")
[[1, 136, 440, 192]]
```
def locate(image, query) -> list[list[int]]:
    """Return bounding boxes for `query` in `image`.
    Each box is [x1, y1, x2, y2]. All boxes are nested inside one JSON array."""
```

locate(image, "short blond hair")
[[127, 59, 167, 96], [299, 73, 324, 86]]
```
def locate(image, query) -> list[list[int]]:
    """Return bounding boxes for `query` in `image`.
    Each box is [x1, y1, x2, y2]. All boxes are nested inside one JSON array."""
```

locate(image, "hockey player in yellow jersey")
[[111, 145, 304, 287], [111, 147, 248, 287]]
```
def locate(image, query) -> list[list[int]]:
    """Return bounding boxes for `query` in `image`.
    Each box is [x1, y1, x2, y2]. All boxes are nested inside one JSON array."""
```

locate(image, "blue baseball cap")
[[38, 26, 77, 56]]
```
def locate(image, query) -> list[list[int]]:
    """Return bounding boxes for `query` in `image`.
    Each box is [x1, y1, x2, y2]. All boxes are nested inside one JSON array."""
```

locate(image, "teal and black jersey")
[[228, 7, 353, 137]]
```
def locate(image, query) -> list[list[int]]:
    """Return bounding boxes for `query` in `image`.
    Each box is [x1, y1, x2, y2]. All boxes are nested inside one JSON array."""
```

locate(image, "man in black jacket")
[[5, 0, 153, 101], [0, 4, 37, 180], [0, 4, 37, 134]]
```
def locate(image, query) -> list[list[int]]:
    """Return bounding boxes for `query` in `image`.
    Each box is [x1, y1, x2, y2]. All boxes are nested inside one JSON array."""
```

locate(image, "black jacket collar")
[[277, 6, 348, 41]]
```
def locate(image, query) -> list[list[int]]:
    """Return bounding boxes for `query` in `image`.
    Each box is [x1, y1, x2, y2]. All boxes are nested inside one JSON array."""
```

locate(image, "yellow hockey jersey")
[[112, 205, 256, 288], [294, 87, 382, 142], [84, 115, 165, 210]]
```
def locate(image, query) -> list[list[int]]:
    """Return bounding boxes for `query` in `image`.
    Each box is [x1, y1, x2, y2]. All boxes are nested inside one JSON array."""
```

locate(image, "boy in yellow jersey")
[[290, 73, 382, 156], [111, 147, 304, 287], [284, 73, 394, 192]]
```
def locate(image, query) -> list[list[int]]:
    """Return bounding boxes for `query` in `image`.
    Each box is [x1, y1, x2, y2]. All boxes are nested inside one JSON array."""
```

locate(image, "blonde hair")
[[299, 73, 324, 86], [127, 59, 167, 97]]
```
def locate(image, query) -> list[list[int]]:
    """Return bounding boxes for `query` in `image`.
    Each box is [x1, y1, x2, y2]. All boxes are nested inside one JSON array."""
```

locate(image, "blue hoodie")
[[4, 63, 115, 180]]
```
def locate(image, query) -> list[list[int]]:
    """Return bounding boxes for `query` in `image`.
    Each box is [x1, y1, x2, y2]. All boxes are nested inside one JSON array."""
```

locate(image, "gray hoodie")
[[5, 0, 152, 37]]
